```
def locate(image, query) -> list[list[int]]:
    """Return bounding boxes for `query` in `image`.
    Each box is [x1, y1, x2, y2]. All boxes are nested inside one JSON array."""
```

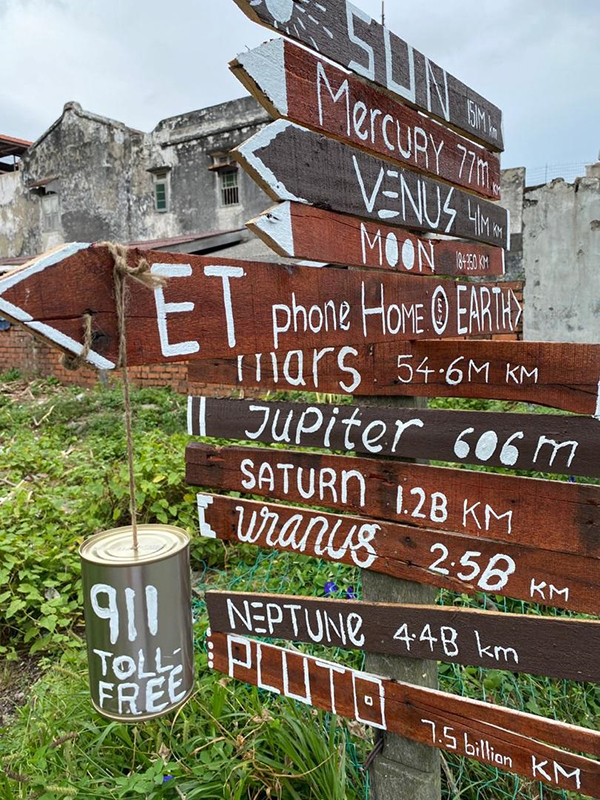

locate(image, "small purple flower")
[[324, 581, 338, 596], [163, 776, 174, 783], [346, 587, 356, 599]]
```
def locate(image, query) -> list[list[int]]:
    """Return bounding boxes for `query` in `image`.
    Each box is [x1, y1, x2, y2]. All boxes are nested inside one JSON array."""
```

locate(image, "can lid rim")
[[80, 525, 190, 565]]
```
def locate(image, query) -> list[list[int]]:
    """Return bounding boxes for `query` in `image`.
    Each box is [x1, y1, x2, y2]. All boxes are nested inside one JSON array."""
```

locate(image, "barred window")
[[220, 169, 239, 207]]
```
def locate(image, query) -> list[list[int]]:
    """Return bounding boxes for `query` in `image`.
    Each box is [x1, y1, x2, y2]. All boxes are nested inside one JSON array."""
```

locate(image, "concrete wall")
[[0, 97, 271, 260], [501, 167, 600, 343]]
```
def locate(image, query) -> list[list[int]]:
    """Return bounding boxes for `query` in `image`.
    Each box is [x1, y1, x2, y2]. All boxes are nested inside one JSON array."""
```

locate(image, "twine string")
[[65, 242, 167, 551], [104, 242, 167, 551]]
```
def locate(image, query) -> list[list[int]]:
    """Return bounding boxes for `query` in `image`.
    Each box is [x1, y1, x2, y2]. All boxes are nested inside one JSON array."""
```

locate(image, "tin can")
[[80, 525, 194, 722]]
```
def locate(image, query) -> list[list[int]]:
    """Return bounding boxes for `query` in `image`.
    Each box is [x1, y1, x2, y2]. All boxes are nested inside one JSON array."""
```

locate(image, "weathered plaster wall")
[[500, 167, 525, 280], [500, 167, 600, 343], [0, 96, 271, 260], [0, 171, 36, 257], [133, 96, 271, 239], [522, 176, 600, 343]]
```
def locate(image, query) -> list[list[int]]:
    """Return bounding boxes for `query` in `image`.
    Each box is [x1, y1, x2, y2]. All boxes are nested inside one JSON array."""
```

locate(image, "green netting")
[[190, 547, 595, 800]]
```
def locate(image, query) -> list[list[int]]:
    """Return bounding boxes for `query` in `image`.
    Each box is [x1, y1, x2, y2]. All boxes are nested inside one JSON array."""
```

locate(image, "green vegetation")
[[0, 374, 597, 798]]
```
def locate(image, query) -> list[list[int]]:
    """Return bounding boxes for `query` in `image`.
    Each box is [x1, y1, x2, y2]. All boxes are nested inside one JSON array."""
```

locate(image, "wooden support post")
[[361, 395, 441, 800]]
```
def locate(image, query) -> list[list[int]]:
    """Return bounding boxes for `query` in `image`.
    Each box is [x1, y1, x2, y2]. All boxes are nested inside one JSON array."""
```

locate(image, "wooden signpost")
[[2, 0, 596, 795], [0, 244, 521, 370], [249, 202, 507, 275], [207, 633, 600, 795], [235, 121, 510, 248], [188, 339, 600, 415], [191, 5, 600, 793], [195, 493, 598, 614], [206, 591, 600, 683], [232, 40, 502, 199], [186, 444, 600, 558], [187, 396, 600, 478], [231, 0, 504, 151]]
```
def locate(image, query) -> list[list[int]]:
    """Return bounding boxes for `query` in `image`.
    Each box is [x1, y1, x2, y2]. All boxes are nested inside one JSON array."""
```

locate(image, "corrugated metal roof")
[[0, 230, 247, 268], [127, 230, 242, 250]]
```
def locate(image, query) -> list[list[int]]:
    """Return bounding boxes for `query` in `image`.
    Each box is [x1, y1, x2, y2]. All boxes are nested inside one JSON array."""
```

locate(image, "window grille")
[[220, 169, 239, 206]]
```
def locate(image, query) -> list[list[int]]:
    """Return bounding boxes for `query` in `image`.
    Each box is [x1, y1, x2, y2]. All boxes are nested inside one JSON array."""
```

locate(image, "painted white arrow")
[[234, 121, 511, 248], [0, 243, 116, 370]]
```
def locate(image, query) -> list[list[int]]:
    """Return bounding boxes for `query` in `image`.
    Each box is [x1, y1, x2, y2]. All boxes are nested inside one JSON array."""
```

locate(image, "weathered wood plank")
[[236, 121, 509, 248], [195, 493, 599, 614], [231, 0, 503, 151], [188, 340, 600, 416], [206, 591, 600, 683], [187, 397, 600, 479], [0, 245, 521, 370], [185, 445, 600, 559], [232, 40, 502, 199], [249, 202, 506, 276], [208, 633, 600, 795]]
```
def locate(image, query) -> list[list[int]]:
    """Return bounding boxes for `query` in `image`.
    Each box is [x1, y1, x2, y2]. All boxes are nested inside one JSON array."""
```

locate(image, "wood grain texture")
[[235, 121, 509, 248], [195, 494, 599, 614], [0, 244, 522, 370], [185, 444, 600, 559], [187, 397, 600, 479], [249, 202, 506, 275], [208, 633, 600, 795], [232, 40, 501, 199], [231, 0, 503, 151], [187, 339, 600, 415], [206, 591, 600, 682]]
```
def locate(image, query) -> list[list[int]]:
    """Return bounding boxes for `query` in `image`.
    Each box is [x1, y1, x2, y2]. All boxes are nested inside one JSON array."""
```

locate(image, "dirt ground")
[[0, 657, 42, 727]]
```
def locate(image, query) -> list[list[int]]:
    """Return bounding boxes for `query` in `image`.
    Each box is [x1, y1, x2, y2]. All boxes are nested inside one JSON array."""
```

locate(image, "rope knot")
[[61, 242, 168, 372]]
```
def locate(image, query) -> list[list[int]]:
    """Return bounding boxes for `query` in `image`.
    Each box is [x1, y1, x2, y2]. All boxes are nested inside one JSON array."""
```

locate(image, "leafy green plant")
[[0, 649, 368, 800]]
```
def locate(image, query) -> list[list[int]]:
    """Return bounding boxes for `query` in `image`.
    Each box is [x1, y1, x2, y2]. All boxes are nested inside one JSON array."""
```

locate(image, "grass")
[[0, 372, 597, 799]]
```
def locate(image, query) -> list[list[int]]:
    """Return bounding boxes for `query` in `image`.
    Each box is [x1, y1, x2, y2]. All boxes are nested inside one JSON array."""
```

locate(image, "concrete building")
[[0, 96, 271, 265], [502, 164, 600, 343], [0, 96, 598, 389]]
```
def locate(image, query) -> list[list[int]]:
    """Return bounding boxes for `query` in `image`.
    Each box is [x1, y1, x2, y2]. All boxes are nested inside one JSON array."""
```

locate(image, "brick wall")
[[0, 326, 196, 393]]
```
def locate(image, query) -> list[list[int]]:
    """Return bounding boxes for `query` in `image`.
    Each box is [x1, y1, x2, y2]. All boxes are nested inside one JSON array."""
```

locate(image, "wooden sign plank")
[[232, 40, 502, 199], [195, 493, 599, 614], [188, 340, 600, 416], [208, 633, 600, 795], [249, 202, 506, 276], [187, 398, 600, 479], [235, 121, 509, 248], [206, 591, 600, 683], [231, 0, 504, 151], [0, 245, 521, 370], [185, 445, 600, 559]]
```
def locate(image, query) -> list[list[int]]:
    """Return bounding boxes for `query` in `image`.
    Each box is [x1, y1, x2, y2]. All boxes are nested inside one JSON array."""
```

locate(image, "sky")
[[1, 0, 599, 178]]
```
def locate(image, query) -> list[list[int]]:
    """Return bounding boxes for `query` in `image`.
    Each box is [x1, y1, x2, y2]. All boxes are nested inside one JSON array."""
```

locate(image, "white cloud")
[[1, 0, 598, 173]]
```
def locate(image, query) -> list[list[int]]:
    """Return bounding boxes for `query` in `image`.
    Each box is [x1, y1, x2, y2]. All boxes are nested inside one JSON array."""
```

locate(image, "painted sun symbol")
[[249, 0, 333, 51]]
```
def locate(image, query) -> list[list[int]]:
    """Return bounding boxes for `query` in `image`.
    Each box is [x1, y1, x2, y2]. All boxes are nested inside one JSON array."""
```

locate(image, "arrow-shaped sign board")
[[187, 397, 600, 479], [232, 39, 502, 199], [249, 202, 506, 276], [196, 493, 598, 614], [231, 0, 504, 151], [207, 591, 600, 683], [185, 444, 600, 559], [0, 244, 521, 369], [208, 633, 600, 794], [236, 121, 509, 248], [188, 339, 600, 416]]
